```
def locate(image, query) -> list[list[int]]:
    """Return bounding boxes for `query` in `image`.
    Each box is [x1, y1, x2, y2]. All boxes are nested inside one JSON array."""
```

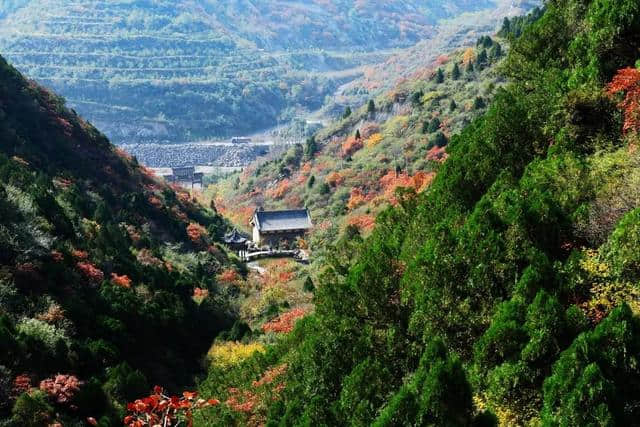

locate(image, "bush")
[[103, 362, 149, 402], [16, 318, 69, 352], [11, 390, 53, 427]]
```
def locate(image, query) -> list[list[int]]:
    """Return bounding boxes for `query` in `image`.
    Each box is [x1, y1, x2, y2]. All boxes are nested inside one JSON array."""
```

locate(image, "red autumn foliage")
[[435, 54, 450, 66], [76, 262, 104, 283], [12, 374, 32, 396], [218, 269, 240, 284], [252, 364, 288, 388], [427, 145, 448, 162], [40, 374, 82, 404], [37, 304, 66, 324], [186, 223, 207, 243], [347, 188, 367, 210], [266, 179, 291, 200], [111, 273, 132, 289], [226, 388, 258, 414], [262, 308, 308, 334], [341, 136, 364, 158], [71, 249, 88, 260], [347, 215, 376, 232], [326, 171, 344, 187], [125, 387, 220, 427], [193, 287, 209, 300], [607, 67, 640, 134]]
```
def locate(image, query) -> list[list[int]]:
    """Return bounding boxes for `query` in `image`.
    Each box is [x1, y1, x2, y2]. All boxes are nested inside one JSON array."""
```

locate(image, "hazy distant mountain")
[[0, 0, 536, 144]]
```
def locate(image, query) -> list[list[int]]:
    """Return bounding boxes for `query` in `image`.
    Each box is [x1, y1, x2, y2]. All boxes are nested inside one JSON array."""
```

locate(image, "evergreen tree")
[[367, 99, 376, 115], [473, 96, 486, 109], [431, 131, 448, 148], [435, 68, 445, 84], [542, 305, 640, 426], [476, 49, 488, 70], [500, 17, 511, 36], [427, 117, 441, 133], [451, 62, 461, 80], [342, 106, 352, 119], [355, 129, 361, 140], [466, 61, 475, 74], [411, 90, 424, 106], [449, 99, 457, 111], [489, 43, 503, 61], [304, 135, 318, 160], [373, 339, 479, 426]]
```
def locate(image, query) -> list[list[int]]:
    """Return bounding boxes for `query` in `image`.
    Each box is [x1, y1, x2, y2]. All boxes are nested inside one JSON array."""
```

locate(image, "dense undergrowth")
[[0, 54, 243, 425], [195, 1, 640, 425]]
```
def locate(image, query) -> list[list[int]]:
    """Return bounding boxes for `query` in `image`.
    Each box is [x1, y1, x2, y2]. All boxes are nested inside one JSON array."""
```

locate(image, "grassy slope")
[[0, 54, 240, 425]]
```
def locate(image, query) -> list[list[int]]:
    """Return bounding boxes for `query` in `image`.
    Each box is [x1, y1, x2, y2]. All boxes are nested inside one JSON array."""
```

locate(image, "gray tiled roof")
[[224, 228, 249, 244], [253, 209, 312, 232]]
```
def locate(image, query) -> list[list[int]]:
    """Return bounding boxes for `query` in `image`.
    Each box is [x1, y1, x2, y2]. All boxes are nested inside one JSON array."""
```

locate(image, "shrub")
[[17, 318, 69, 351], [11, 390, 53, 426], [39, 374, 82, 404], [208, 342, 265, 368], [104, 362, 149, 402]]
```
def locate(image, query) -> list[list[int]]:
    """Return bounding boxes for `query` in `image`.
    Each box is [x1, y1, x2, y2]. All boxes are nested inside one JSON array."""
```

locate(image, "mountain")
[[0, 53, 242, 425], [0, 0, 538, 145], [206, 33, 508, 252], [189, 1, 640, 425]]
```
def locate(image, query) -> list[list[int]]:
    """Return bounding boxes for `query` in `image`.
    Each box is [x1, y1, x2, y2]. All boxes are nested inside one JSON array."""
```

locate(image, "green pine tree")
[[367, 99, 376, 115], [451, 62, 461, 80]]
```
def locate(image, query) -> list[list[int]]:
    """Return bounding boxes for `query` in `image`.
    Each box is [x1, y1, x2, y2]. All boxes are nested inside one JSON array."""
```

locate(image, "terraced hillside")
[[0, 0, 537, 145]]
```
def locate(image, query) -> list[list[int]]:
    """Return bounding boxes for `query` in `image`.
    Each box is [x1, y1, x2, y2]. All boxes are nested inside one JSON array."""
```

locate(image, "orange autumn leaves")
[[111, 273, 132, 289], [341, 136, 364, 158], [186, 222, 208, 243], [262, 308, 308, 334], [265, 179, 291, 199], [347, 170, 434, 211], [607, 67, 640, 135], [70, 248, 132, 288]]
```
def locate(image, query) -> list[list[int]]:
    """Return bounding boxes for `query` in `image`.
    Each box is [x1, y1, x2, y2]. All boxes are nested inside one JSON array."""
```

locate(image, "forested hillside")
[[0, 54, 241, 425], [208, 34, 507, 256], [190, 1, 640, 425], [0, 0, 538, 144]]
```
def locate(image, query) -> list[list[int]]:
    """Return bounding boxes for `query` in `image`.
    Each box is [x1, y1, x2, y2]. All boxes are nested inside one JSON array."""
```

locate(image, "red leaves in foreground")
[[124, 387, 219, 427], [607, 67, 640, 134], [262, 308, 308, 334]]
